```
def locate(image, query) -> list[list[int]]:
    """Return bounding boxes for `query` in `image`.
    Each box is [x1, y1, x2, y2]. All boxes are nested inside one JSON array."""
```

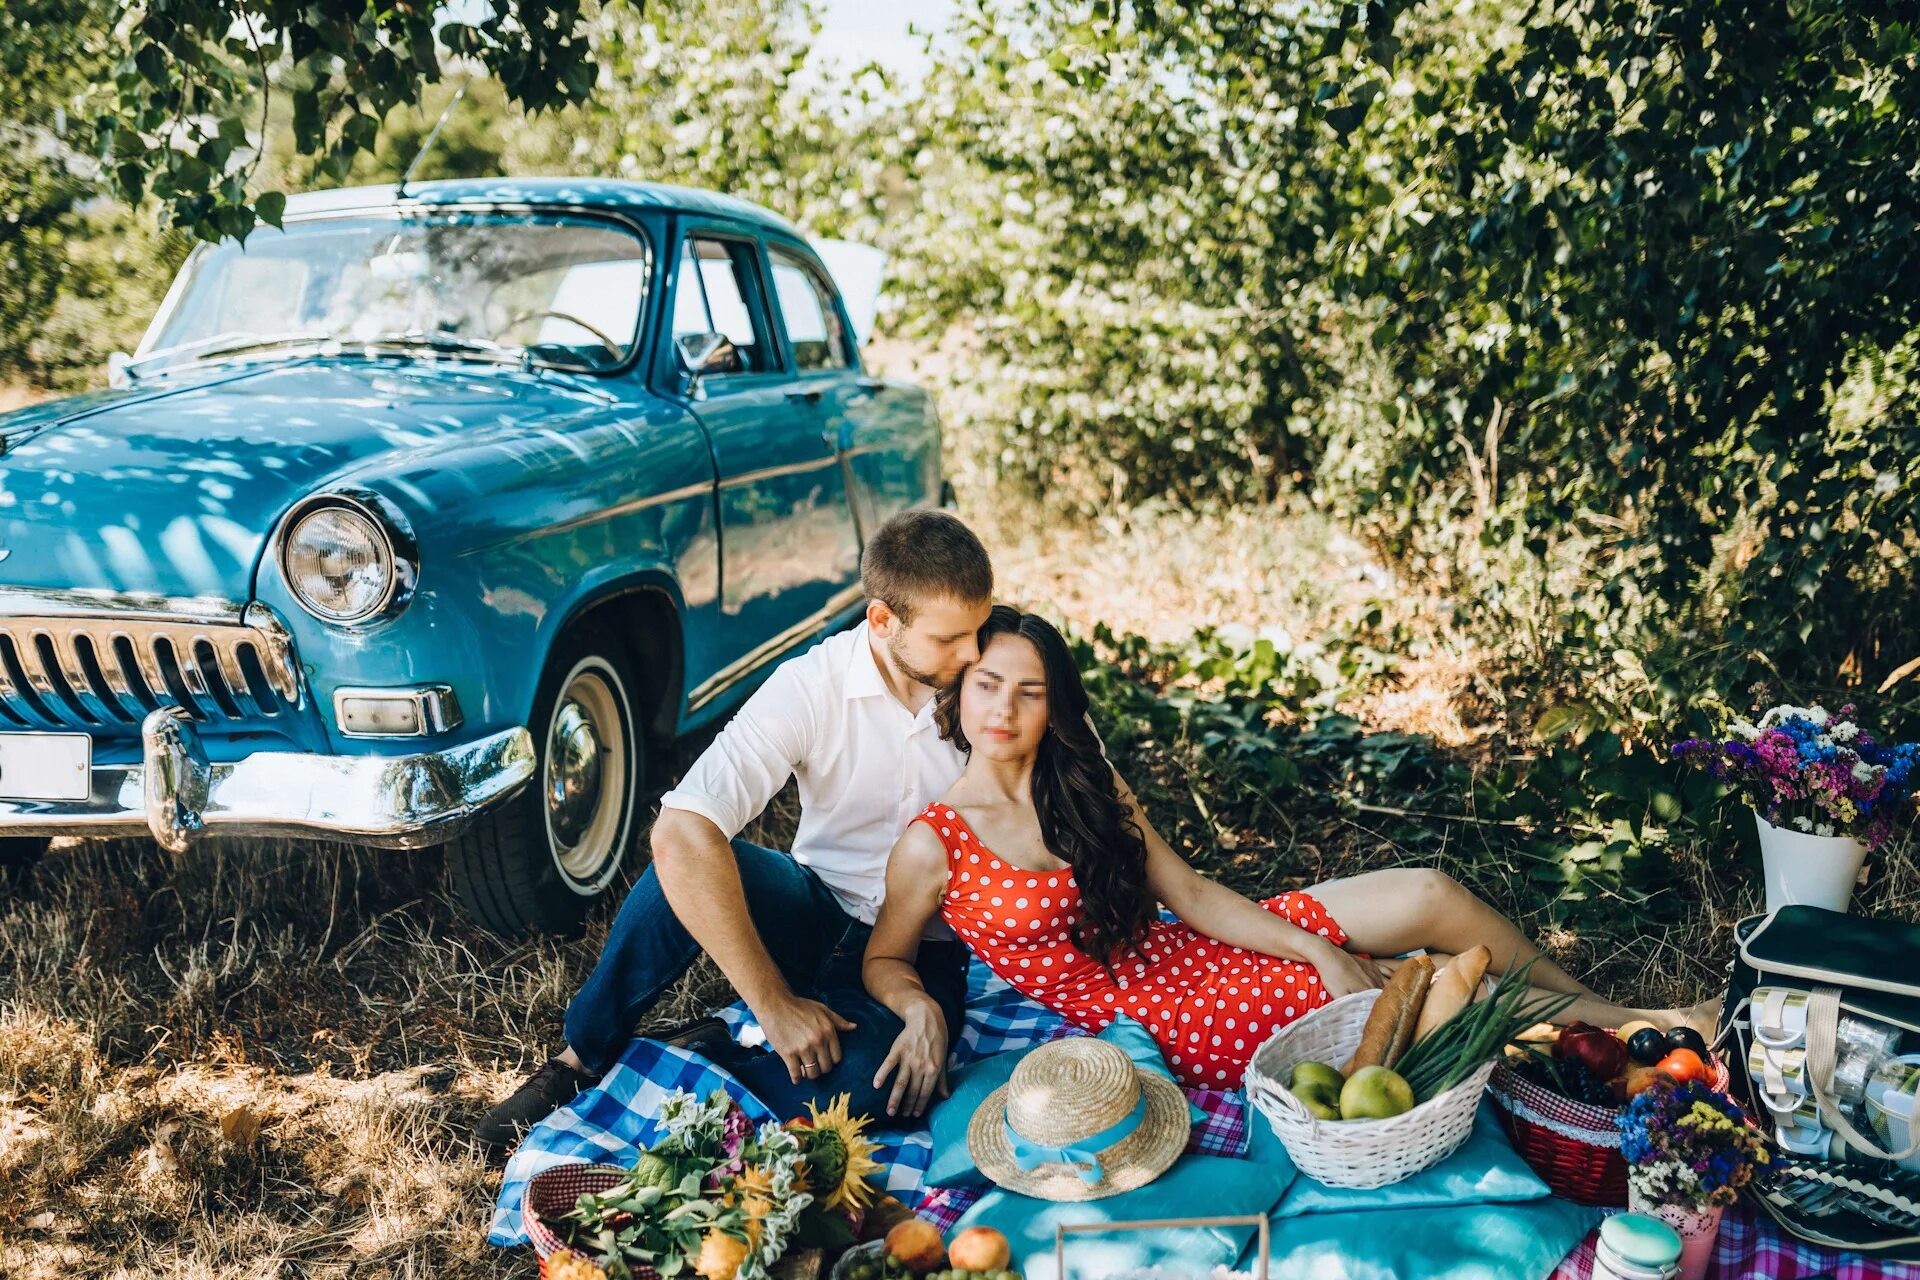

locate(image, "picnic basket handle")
[[1805, 985, 1920, 1163]]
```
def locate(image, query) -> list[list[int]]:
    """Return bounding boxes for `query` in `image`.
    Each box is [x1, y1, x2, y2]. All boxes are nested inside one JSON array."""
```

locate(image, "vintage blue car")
[[0, 178, 943, 933]]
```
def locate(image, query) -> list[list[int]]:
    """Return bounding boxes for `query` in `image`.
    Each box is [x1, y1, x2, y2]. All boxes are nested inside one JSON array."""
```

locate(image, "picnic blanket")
[[1550, 1202, 1920, 1280]]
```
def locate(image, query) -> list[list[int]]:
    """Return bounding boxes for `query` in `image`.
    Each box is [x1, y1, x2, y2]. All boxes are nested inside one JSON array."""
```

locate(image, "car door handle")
[[786, 388, 825, 404]]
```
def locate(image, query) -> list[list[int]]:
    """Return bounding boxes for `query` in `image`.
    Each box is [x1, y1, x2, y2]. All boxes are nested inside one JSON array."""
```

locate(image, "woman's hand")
[[872, 998, 949, 1118], [1310, 941, 1390, 1002]]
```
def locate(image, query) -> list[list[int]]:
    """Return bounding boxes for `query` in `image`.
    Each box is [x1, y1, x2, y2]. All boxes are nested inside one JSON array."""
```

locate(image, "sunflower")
[[792, 1094, 883, 1213], [693, 1228, 750, 1280], [545, 1250, 611, 1280], [726, 1162, 778, 1246]]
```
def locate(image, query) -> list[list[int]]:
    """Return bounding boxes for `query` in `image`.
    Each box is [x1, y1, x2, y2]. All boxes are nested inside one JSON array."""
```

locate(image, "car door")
[[669, 227, 863, 717], [764, 239, 939, 538]]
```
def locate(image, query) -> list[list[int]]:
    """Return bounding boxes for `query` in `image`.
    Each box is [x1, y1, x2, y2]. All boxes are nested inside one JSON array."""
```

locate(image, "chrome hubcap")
[[545, 700, 604, 847], [543, 663, 627, 886]]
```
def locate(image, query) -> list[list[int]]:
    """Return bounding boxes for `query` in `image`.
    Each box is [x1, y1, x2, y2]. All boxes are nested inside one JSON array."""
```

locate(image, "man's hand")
[[1311, 941, 1390, 1003], [757, 994, 857, 1084], [873, 999, 949, 1118]]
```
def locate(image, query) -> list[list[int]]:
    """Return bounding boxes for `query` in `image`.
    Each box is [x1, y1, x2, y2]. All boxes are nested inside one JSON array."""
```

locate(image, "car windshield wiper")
[[125, 331, 337, 378], [361, 331, 528, 366]]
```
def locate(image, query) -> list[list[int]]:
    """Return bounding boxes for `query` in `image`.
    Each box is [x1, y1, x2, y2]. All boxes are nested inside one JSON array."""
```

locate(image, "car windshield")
[[141, 211, 650, 375]]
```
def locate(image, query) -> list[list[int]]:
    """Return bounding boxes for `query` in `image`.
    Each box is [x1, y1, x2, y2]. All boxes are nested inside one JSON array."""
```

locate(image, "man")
[[476, 509, 996, 1149]]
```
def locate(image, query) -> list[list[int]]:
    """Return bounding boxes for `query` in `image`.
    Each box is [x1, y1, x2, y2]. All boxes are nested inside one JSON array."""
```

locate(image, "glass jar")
[[1593, 1213, 1683, 1280]]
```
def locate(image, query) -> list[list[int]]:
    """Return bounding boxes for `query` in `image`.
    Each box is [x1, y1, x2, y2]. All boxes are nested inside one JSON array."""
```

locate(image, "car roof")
[[282, 178, 805, 239]]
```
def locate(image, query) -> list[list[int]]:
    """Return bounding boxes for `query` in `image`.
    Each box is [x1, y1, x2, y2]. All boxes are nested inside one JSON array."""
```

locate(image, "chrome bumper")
[[0, 708, 536, 851]]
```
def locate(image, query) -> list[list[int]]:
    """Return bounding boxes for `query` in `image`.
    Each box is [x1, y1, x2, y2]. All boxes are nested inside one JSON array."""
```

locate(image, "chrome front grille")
[[0, 589, 303, 733]]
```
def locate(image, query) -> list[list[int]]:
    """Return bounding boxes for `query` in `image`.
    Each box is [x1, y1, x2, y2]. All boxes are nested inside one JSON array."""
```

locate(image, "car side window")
[[768, 248, 853, 372], [673, 236, 775, 374]]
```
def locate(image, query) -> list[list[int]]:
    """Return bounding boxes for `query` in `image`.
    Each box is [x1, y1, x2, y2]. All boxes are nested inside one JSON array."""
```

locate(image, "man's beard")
[[888, 631, 952, 690]]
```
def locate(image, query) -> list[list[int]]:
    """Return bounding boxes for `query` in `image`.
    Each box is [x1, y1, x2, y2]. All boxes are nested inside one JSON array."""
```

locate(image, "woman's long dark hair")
[[934, 606, 1155, 970]]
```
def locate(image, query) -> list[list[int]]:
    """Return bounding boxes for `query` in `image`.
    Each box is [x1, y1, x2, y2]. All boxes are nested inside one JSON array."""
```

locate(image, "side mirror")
[[675, 331, 738, 401], [675, 331, 736, 377], [106, 351, 132, 389]]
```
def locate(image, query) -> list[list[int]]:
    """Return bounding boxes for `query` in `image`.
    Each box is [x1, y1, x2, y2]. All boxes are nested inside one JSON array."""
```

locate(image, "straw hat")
[[968, 1037, 1189, 1201]]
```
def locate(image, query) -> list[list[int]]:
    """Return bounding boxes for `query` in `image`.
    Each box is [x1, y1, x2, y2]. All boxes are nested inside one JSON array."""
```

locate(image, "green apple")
[[1286, 1061, 1345, 1120], [1289, 1061, 1345, 1093], [1339, 1065, 1415, 1120]]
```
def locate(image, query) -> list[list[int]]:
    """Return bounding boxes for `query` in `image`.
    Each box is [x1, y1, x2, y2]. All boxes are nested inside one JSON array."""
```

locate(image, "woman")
[[863, 606, 1713, 1116]]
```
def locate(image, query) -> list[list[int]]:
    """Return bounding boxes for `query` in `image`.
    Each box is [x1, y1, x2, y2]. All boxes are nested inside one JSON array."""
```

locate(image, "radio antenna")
[[397, 80, 469, 198]]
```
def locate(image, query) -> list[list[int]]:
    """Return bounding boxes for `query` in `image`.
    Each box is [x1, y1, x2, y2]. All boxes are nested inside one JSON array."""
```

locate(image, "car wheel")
[[445, 625, 644, 935], [0, 836, 49, 887]]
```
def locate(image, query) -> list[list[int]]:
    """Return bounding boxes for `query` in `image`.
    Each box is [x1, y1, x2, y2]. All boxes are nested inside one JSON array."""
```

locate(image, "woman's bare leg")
[[1317, 869, 1718, 1032]]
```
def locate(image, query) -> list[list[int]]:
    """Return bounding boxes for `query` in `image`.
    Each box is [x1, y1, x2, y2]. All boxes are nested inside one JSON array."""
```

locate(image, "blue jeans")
[[564, 839, 968, 1120]]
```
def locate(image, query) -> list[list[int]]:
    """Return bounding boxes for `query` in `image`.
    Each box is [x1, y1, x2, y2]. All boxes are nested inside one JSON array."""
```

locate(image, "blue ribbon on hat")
[[1003, 1091, 1148, 1184]]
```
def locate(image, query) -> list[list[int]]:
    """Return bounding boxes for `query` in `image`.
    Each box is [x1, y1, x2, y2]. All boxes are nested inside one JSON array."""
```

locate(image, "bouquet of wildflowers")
[[1617, 1079, 1770, 1210], [546, 1090, 882, 1280], [1672, 703, 1920, 849]]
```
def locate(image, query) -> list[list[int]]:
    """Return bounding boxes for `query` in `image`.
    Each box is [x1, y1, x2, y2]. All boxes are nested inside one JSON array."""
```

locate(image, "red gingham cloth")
[[1550, 1200, 1920, 1279], [913, 1085, 1249, 1231]]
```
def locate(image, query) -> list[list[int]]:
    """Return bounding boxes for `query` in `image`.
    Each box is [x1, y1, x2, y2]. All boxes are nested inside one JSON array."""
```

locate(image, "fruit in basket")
[[1514, 1052, 1616, 1107], [1616, 1018, 1659, 1042], [1339, 1065, 1415, 1119], [1624, 1065, 1674, 1099], [1506, 1021, 1560, 1062], [1665, 1026, 1710, 1058], [1288, 1061, 1346, 1119], [948, 1227, 1012, 1271], [1554, 1023, 1628, 1080], [1627, 1027, 1669, 1066], [1657, 1047, 1708, 1084], [1291, 1061, 1345, 1093], [886, 1218, 949, 1272]]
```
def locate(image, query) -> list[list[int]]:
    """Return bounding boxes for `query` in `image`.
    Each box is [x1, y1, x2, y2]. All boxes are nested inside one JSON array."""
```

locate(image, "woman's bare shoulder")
[[891, 816, 949, 867]]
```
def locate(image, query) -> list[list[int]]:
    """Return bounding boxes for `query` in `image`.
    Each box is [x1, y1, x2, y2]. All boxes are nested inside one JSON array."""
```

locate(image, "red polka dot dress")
[[915, 804, 1349, 1089]]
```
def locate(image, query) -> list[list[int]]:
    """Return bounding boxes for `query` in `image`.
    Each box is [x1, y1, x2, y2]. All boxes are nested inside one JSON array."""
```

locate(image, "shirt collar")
[[847, 622, 943, 728], [845, 621, 891, 701]]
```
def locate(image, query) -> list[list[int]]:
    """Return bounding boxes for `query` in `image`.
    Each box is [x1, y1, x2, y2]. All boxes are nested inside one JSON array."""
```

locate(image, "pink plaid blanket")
[[1552, 1202, 1920, 1279]]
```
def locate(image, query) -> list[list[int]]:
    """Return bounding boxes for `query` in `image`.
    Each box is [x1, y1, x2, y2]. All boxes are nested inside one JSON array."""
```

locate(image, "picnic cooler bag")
[[1721, 905, 1920, 1260]]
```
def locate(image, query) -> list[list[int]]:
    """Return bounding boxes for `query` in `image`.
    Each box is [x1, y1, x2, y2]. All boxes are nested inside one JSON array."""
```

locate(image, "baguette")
[[1414, 945, 1491, 1044], [1343, 955, 1434, 1074]]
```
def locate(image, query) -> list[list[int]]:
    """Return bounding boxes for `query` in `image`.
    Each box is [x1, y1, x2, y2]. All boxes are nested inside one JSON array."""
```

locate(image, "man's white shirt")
[[658, 621, 964, 932]]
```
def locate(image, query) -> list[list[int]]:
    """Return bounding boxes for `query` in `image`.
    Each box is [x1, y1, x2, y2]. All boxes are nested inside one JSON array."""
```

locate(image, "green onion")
[[1394, 958, 1576, 1103]]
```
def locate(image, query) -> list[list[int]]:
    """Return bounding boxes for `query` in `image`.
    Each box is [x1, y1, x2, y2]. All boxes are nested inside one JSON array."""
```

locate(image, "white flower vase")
[[1628, 1186, 1725, 1280], [1753, 810, 1866, 915]]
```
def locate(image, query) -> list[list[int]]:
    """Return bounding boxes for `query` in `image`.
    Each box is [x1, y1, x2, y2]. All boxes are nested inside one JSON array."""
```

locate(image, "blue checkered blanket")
[[488, 957, 1070, 1246]]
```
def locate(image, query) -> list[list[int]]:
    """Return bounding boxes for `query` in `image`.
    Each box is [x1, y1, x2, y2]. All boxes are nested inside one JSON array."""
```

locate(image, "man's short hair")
[[861, 510, 993, 623]]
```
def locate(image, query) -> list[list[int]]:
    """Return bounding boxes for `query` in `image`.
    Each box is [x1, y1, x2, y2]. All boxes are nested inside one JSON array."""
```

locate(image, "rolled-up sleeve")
[[658, 664, 816, 838]]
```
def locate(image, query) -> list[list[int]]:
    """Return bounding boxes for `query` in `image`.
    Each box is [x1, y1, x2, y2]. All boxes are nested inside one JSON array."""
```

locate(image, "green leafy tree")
[[95, 0, 606, 243], [0, 1, 119, 381]]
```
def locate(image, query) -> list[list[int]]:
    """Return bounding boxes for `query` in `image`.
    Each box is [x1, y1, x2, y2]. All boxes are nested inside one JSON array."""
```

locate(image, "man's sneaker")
[[652, 1014, 737, 1062], [473, 1056, 595, 1155]]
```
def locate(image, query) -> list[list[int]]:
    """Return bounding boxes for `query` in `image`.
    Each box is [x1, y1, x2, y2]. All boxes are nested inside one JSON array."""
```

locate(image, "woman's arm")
[[1119, 770, 1387, 1000], [862, 821, 953, 1116]]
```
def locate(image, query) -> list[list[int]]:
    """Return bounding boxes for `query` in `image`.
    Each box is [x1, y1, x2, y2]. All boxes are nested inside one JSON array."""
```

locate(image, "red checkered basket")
[[524, 1162, 824, 1280], [1488, 1054, 1733, 1207], [524, 1164, 648, 1278]]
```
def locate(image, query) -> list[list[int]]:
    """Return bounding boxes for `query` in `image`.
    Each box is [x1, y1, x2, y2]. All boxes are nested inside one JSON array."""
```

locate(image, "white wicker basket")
[[1245, 988, 1495, 1189]]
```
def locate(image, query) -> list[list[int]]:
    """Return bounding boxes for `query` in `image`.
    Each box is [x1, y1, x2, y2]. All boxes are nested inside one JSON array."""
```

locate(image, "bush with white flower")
[[1672, 703, 1920, 848]]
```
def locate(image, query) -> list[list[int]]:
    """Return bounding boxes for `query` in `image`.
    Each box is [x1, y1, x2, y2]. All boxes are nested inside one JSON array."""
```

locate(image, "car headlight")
[[278, 493, 416, 624]]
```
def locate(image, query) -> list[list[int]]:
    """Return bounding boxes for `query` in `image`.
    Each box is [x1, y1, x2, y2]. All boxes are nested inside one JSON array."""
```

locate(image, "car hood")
[[0, 357, 612, 599]]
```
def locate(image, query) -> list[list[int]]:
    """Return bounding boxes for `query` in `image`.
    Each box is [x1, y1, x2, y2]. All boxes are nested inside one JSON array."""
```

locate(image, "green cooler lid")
[[1600, 1213, 1683, 1266]]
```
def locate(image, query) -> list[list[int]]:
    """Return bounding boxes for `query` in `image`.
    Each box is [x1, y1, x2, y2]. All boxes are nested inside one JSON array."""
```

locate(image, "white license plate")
[[0, 731, 92, 801]]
